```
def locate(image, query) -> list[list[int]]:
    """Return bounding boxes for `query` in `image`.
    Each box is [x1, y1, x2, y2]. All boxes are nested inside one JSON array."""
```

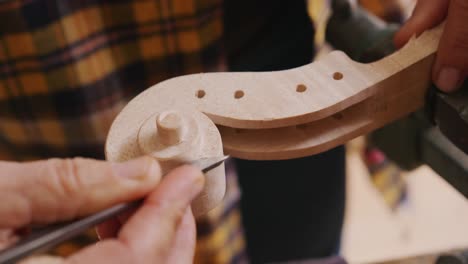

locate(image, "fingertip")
[[112, 156, 162, 183], [394, 0, 449, 49], [433, 0, 468, 92], [393, 16, 427, 49], [394, 25, 412, 49], [393, 18, 421, 49], [171, 165, 205, 189], [433, 65, 465, 93], [145, 156, 163, 182]]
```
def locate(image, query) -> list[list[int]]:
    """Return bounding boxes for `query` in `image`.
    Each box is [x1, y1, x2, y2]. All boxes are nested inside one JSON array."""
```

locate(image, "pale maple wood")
[[218, 24, 441, 159], [106, 23, 443, 214], [106, 109, 225, 217], [155, 111, 185, 146]]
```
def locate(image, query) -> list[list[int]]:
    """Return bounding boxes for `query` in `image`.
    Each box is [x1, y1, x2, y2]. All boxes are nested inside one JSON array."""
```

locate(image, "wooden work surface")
[[341, 139, 468, 264]]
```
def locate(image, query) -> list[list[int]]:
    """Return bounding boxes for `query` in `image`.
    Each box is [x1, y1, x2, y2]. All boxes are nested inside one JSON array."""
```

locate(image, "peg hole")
[[296, 84, 307, 93], [196, 90, 206, 98], [333, 72, 343, 80], [234, 90, 244, 99], [296, 124, 308, 130], [332, 113, 344, 120]]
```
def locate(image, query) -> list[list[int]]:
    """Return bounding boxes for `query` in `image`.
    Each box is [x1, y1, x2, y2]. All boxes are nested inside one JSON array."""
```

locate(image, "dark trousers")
[[224, 1, 346, 262], [235, 149, 345, 263]]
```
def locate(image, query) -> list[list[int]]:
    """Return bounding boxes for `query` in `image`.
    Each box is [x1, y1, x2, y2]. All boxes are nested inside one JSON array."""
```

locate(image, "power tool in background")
[[326, 0, 467, 197], [325, 0, 468, 263]]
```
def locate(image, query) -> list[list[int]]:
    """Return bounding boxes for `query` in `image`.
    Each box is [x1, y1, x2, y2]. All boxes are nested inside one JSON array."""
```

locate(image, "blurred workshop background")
[[308, 1, 468, 263]]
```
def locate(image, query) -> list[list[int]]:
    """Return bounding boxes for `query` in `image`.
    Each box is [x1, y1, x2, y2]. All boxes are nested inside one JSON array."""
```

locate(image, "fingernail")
[[188, 171, 205, 199], [113, 157, 161, 181], [180, 166, 205, 199], [436, 67, 462, 92]]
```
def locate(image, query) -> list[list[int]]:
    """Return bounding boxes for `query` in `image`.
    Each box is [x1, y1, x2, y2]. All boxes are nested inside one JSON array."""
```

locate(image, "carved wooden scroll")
[[105, 24, 443, 215]]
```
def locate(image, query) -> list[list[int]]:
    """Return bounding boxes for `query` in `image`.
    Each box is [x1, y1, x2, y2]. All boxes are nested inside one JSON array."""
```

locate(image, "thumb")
[[393, 0, 449, 49], [433, 0, 468, 92], [0, 157, 161, 228], [65, 165, 204, 263]]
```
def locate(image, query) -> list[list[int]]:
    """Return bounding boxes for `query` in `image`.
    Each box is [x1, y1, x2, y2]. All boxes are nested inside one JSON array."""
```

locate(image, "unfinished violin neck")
[[105, 23, 443, 215]]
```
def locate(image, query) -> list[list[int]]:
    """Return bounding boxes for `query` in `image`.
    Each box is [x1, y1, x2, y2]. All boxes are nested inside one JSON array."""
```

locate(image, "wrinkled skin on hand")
[[0, 157, 203, 264]]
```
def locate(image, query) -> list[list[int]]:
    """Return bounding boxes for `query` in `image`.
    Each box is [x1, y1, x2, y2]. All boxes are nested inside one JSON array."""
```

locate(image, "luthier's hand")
[[394, 0, 468, 92], [0, 157, 203, 263]]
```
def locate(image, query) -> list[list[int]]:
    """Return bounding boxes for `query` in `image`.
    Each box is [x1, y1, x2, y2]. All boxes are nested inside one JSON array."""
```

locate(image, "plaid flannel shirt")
[[0, 0, 246, 263]]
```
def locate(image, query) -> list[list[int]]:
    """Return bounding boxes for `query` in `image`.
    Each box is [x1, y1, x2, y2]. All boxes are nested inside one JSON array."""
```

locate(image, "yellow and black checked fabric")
[[0, 0, 225, 160], [0, 0, 246, 263]]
